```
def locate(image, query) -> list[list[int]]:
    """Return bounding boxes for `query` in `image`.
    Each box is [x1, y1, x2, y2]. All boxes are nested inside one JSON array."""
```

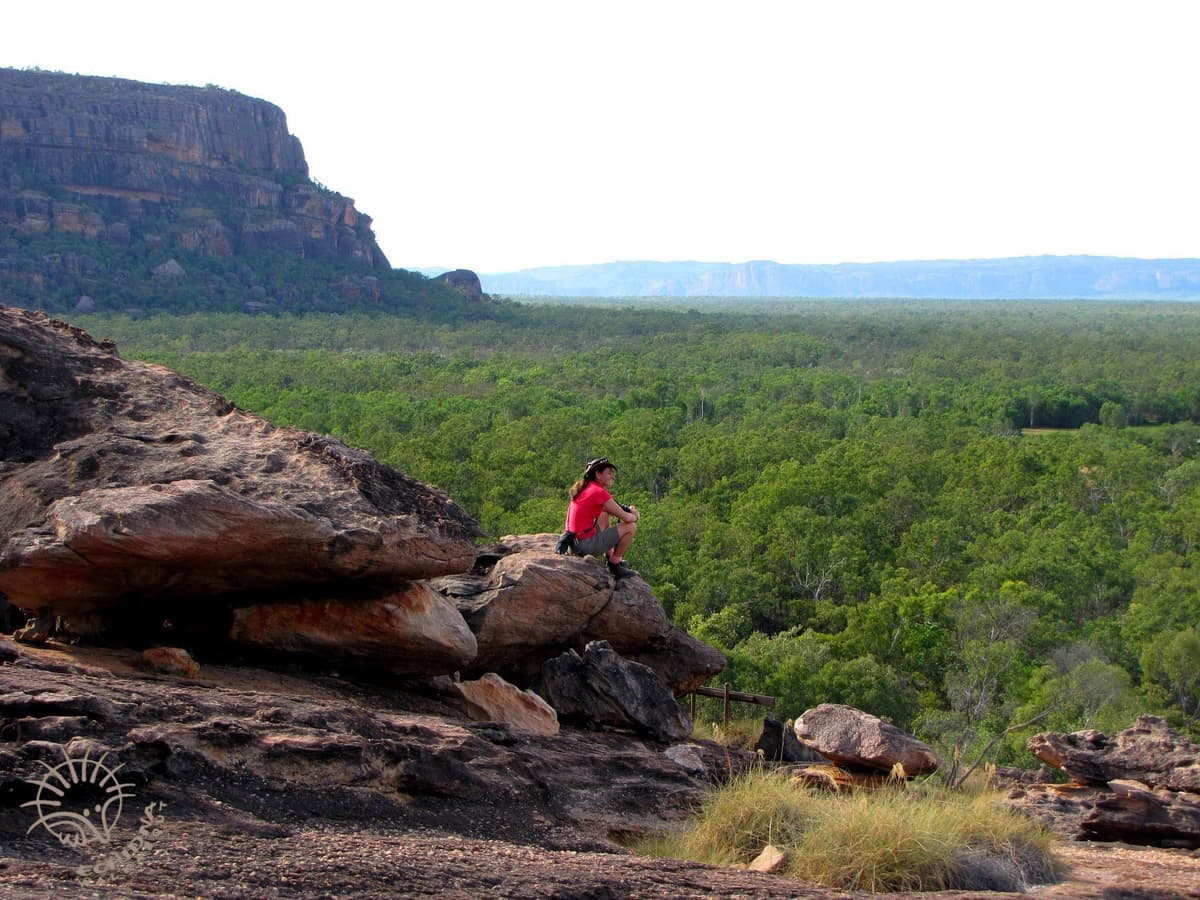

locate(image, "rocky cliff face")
[[0, 68, 387, 269]]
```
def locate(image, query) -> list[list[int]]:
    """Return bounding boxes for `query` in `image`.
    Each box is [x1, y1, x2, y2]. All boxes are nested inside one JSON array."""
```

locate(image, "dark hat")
[[583, 457, 615, 479]]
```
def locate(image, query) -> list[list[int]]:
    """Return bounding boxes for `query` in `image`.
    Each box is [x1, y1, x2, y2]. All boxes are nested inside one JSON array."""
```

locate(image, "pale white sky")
[[4, 1, 1199, 273]]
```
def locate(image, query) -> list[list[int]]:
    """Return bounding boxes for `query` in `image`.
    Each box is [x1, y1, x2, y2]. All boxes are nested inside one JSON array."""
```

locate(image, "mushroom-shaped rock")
[[793, 703, 940, 776], [1027, 715, 1200, 791]]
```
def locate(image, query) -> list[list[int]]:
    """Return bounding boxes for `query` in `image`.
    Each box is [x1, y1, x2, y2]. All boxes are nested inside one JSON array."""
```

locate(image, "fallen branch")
[[952, 707, 1056, 789]]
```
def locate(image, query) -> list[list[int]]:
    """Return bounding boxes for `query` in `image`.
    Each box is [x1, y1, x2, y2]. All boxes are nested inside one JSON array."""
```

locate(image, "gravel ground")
[[6, 811, 1200, 899]]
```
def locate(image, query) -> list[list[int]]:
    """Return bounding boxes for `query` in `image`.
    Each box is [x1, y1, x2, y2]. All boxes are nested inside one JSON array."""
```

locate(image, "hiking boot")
[[607, 559, 636, 579]]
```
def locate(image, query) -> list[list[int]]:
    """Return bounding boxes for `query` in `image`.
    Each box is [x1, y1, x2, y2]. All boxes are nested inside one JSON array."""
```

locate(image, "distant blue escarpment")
[[481, 256, 1200, 300]]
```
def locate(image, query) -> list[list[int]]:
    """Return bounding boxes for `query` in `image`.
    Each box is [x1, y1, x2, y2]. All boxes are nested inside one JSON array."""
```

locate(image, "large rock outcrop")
[[1007, 716, 1200, 848], [434, 269, 488, 301], [432, 533, 725, 693], [0, 68, 387, 269], [0, 305, 480, 625]]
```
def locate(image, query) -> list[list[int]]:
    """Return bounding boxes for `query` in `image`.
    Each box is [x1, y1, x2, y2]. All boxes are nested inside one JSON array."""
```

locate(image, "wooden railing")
[[686, 682, 776, 726]]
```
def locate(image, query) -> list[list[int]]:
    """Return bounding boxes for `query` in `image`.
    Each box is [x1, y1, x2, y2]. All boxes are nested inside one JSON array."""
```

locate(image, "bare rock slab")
[[793, 703, 940, 776], [454, 672, 559, 736]]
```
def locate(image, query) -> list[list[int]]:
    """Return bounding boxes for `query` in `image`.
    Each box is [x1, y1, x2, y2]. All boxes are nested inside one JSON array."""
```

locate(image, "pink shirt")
[[567, 481, 611, 538]]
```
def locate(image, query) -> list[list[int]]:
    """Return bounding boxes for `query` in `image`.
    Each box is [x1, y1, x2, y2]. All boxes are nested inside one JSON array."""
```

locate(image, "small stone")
[[142, 646, 200, 678], [749, 843, 786, 873], [663, 743, 706, 775]]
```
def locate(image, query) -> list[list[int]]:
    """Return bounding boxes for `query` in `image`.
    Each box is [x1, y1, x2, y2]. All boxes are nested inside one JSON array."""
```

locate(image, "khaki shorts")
[[573, 526, 621, 557]]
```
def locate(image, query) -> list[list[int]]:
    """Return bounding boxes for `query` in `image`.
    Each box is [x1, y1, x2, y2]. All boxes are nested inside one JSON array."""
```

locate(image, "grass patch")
[[689, 715, 765, 750], [632, 770, 1058, 893]]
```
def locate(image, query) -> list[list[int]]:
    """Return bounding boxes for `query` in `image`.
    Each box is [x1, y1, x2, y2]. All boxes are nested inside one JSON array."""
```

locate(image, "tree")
[[1141, 627, 1200, 720]]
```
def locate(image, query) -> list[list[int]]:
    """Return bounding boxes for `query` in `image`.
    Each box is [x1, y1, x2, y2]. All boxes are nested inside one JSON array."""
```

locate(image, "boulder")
[[625, 626, 727, 695], [229, 582, 478, 675], [439, 546, 613, 675], [580, 575, 672, 651], [0, 307, 481, 619], [793, 703, 940, 776], [152, 258, 186, 279], [1027, 715, 1200, 791], [663, 743, 706, 775], [453, 672, 559, 736], [432, 535, 725, 692], [748, 844, 786, 874], [535, 641, 692, 742]]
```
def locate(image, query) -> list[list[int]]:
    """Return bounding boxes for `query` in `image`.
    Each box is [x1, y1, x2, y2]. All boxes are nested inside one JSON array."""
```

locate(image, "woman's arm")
[[603, 497, 638, 523]]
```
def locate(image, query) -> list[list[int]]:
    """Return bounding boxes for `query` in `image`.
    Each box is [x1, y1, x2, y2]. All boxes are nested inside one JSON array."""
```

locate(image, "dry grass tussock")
[[633, 769, 1058, 893], [690, 716, 764, 750]]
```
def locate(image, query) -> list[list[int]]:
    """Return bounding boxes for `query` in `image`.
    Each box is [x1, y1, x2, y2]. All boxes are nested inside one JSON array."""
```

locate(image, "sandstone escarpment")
[[0, 67, 387, 269]]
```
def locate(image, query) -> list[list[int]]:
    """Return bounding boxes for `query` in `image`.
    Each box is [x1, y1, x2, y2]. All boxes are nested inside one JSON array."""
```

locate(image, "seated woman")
[[565, 457, 639, 578]]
